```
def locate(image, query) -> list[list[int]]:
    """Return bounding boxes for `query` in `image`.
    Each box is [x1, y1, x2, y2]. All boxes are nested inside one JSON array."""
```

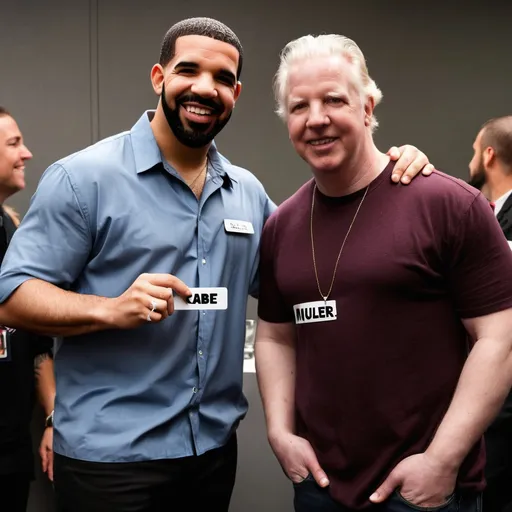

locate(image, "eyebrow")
[[174, 61, 236, 84], [289, 90, 348, 101], [217, 69, 236, 84], [326, 91, 347, 97], [174, 61, 200, 71]]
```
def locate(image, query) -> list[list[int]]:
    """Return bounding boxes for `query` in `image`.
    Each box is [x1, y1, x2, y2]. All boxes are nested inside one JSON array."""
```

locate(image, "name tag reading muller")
[[293, 300, 337, 324], [174, 287, 228, 310]]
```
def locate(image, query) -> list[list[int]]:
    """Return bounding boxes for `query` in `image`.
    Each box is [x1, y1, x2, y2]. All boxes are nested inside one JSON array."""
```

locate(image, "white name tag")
[[174, 287, 228, 310], [224, 219, 254, 235], [293, 300, 337, 324]]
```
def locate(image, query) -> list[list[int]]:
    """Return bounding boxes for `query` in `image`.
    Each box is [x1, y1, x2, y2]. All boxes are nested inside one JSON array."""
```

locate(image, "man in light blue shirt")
[[0, 17, 432, 512]]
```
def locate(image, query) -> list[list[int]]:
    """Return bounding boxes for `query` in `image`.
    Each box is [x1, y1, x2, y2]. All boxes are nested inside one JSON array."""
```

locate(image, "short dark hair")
[[0, 107, 11, 118], [480, 115, 512, 169], [159, 17, 243, 80]]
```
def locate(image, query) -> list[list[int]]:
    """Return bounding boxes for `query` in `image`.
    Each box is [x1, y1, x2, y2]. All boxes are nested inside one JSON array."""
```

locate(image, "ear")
[[150, 64, 165, 96], [483, 146, 496, 169], [364, 96, 375, 127], [233, 81, 242, 105]]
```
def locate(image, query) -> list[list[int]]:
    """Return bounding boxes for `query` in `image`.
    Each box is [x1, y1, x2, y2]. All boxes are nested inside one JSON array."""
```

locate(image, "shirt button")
[[192, 387, 198, 393], [198, 350, 203, 356], [202, 258, 206, 265]]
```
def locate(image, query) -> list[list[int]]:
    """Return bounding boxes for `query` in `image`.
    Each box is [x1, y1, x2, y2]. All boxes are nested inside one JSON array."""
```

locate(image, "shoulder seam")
[[431, 171, 479, 198], [52, 163, 92, 238]]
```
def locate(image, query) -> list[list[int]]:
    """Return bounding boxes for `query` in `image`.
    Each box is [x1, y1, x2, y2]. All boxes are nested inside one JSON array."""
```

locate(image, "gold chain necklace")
[[310, 183, 369, 302], [189, 158, 208, 199], [188, 158, 208, 188]]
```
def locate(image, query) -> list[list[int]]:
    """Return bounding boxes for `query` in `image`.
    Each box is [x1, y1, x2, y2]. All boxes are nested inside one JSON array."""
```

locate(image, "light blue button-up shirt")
[[0, 111, 275, 462]]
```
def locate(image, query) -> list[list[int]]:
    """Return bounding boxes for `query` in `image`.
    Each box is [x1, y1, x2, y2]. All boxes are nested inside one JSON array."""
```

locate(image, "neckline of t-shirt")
[[314, 160, 396, 206]]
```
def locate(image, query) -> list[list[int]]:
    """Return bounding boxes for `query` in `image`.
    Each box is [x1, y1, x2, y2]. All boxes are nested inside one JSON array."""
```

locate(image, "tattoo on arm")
[[34, 352, 51, 377]]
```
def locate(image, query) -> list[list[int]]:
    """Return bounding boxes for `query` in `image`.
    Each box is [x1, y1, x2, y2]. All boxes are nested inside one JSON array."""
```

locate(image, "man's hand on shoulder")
[[387, 145, 435, 184]]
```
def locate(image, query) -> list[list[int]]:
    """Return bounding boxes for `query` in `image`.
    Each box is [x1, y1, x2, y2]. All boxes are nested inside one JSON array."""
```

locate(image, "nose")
[[190, 73, 218, 99], [21, 144, 33, 161], [306, 104, 329, 129]]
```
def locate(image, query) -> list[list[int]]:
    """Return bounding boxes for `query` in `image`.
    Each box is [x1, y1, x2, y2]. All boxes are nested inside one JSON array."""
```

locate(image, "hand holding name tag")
[[104, 273, 191, 329]]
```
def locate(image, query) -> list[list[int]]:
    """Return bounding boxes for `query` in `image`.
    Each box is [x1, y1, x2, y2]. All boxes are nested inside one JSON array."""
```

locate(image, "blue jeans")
[[293, 475, 482, 512]]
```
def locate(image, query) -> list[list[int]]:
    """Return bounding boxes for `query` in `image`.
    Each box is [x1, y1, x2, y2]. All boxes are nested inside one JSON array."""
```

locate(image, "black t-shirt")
[[0, 208, 53, 476]]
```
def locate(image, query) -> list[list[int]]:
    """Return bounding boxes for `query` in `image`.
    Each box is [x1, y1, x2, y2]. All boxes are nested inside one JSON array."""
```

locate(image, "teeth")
[[310, 138, 336, 146], [185, 106, 211, 115]]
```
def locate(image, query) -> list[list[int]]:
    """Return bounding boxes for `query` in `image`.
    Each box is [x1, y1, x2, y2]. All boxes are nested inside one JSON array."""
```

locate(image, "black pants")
[[484, 426, 512, 512], [54, 434, 237, 512], [294, 476, 482, 512], [0, 473, 31, 512]]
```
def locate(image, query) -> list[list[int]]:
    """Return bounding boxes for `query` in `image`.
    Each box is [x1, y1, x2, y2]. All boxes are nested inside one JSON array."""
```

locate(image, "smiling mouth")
[[308, 137, 337, 146], [184, 105, 214, 116]]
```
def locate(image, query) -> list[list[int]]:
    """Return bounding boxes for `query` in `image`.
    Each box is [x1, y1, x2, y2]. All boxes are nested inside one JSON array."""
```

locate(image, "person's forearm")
[[426, 336, 512, 469], [34, 355, 56, 416], [0, 279, 111, 337], [255, 321, 297, 439]]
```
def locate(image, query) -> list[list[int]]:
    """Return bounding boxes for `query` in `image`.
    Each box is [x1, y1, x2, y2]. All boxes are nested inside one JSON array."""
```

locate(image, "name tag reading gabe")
[[174, 287, 228, 310], [293, 300, 337, 324], [224, 219, 254, 235]]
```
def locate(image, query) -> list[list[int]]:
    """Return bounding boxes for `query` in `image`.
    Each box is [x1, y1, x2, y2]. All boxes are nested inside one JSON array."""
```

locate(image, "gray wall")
[[1, 1, 512, 511]]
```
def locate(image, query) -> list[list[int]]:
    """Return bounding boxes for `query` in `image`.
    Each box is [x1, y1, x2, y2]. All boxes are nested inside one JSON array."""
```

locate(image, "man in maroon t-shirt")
[[255, 34, 512, 512]]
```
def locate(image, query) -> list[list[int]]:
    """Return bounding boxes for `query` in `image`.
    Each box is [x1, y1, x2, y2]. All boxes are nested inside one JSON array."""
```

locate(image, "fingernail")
[[320, 477, 329, 486], [369, 493, 378, 501], [401, 176, 410, 184], [391, 174, 399, 182]]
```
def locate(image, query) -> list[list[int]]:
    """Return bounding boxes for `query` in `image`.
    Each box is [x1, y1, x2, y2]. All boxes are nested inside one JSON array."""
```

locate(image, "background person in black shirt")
[[0, 106, 56, 512]]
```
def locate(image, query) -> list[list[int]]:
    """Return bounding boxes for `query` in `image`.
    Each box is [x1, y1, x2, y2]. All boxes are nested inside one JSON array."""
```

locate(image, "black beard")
[[161, 84, 232, 148], [468, 167, 486, 191]]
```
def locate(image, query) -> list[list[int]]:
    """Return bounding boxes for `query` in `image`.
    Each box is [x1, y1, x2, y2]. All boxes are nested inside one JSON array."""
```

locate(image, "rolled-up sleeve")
[[0, 163, 92, 302]]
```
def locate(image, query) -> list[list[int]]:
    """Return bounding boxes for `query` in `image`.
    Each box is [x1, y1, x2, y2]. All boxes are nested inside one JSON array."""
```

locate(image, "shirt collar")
[[493, 189, 512, 217], [130, 110, 236, 187]]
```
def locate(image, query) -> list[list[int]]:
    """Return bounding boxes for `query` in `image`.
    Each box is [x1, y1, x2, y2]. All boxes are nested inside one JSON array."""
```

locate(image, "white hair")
[[274, 34, 383, 132]]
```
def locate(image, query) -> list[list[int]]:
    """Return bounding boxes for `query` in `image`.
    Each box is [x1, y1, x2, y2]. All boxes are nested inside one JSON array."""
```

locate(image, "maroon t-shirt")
[[258, 162, 512, 510]]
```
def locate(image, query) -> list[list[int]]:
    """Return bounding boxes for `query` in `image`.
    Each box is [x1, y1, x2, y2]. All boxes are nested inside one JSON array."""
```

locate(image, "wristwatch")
[[45, 410, 54, 428]]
